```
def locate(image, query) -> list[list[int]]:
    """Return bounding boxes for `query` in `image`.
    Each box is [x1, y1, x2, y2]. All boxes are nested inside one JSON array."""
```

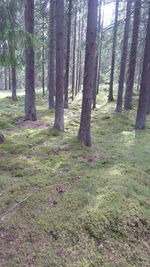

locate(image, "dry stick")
[[0, 181, 70, 220]]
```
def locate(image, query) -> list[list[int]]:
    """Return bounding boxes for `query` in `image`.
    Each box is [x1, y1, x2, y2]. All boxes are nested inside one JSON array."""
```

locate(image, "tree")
[[24, 0, 36, 121], [54, 0, 64, 131], [135, 5, 150, 129], [116, 0, 132, 112], [48, 0, 55, 109], [108, 0, 119, 102], [64, 0, 72, 109], [78, 0, 98, 146], [124, 0, 141, 110], [93, 0, 102, 109], [71, 7, 77, 101]]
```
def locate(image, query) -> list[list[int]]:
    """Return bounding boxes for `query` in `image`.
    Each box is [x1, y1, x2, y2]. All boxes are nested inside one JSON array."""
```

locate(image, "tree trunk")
[[147, 75, 150, 114], [71, 8, 77, 101], [77, 3, 85, 93], [54, 0, 64, 131], [135, 6, 150, 129], [116, 0, 132, 112], [124, 0, 141, 110], [108, 0, 119, 102], [11, 67, 17, 101], [4, 67, 7, 91], [78, 0, 98, 146], [9, 67, 11, 91], [93, 0, 102, 109], [96, 3, 104, 95], [75, 14, 81, 96], [48, 0, 55, 109], [24, 0, 36, 121], [42, 16, 45, 97], [64, 0, 72, 109]]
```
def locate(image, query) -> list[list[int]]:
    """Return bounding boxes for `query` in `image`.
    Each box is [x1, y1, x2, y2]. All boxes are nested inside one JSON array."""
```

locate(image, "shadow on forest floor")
[[0, 89, 150, 266]]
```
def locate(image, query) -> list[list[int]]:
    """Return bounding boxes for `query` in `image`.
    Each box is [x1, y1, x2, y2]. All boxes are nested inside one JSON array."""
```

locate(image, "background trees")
[[0, 0, 150, 145]]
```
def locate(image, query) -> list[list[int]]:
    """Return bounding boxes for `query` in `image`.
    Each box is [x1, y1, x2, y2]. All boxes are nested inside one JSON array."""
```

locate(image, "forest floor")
[[0, 89, 150, 267]]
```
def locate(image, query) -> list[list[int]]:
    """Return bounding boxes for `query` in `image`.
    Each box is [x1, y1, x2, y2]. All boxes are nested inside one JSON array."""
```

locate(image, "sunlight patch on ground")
[[121, 130, 136, 148]]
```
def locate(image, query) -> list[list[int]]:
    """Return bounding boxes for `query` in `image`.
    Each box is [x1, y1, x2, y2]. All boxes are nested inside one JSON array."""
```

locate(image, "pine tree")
[[24, 0, 36, 121], [78, 0, 98, 146], [48, 0, 55, 109], [54, 0, 64, 131], [124, 0, 141, 110], [108, 0, 119, 102], [135, 5, 150, 129], [116, 0, 132, 112]]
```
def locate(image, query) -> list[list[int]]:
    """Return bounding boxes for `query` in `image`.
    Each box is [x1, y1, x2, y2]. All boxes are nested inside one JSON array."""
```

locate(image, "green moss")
[[0, 89, 150, 266]]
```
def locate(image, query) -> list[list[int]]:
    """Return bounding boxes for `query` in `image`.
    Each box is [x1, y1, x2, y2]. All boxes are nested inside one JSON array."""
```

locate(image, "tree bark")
[[48, 0, 55, 109], [64, 0, 72, 108], [108, 0, 119, 102], [24, 0, 36, 121], [11, 67, 17, 101], [8, 67, 11, 91], [124, 0, 141, 110], [96, 3, 104, 95], [71, 8, 77, 101], [93, 0, 102, 109], [116, 0, 132, 112], [42, 16, 45, 97], [54, 0, 64, 131], [75, 13, 81, 96], [4, 67, 7, 91], [147, 75, 150, 114], [78, 0, 98, 146], [135, 6, 150, 129], [77, 3, 85, 93]]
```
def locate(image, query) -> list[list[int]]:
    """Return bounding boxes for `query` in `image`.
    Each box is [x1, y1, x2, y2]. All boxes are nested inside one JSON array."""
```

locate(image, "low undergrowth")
[[0, 89, 150, 266]]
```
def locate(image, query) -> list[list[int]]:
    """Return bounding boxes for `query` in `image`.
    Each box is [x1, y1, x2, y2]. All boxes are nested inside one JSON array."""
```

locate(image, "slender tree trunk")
[[42, 16, 45, 97], [9, 67, 11, 91], [48, 0, 55, 109], [96, 15, 104, 94], [24, 0, 36, 121], [12, 67, 17, 101], [135, 6, 150, 129], [78, 0, 98, 146], [116, 0, 132, 112], [108, 0, 119, 102], [9, 34, 18, 100], [4, 67, 7, 91], [75, 14, 81, 96], [71, 8, 77, 101], [93, 0, 102, 109], [78, 4, 85, 93], [124, 0, 141, 110], [147, 75, 150, 114], [64, 0, 72, 108], [54, 0, 64, 131]]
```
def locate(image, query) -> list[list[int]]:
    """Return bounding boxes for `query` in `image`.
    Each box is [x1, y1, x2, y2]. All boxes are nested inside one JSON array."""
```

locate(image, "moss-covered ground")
[[0, 89, 150, 266]]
